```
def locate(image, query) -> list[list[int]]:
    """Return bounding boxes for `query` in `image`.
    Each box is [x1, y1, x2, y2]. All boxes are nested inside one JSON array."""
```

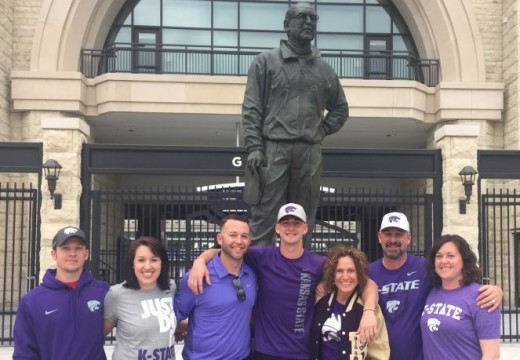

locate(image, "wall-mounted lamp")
[[42, 159, 62, 209], [458, 165, 478, 214]]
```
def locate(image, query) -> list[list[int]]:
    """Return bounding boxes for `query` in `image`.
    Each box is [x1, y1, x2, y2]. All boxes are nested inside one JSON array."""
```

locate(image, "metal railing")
[[0, 183, 39, 345], [481, 188, 520, 341], [89, 186, 434, 286], [81, 43, 439, 86]]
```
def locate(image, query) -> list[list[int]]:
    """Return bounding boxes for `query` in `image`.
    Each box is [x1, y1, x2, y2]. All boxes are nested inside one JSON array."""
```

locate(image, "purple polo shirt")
[[175, 254, 257, 360]]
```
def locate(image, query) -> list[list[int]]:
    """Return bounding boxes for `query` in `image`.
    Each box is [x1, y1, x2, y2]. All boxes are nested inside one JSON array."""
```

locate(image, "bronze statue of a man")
[[242, 2, 349, 248]]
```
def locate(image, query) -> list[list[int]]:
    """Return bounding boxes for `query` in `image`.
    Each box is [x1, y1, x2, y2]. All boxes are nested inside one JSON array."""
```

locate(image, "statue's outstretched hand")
[[246, 150, 266, 171]]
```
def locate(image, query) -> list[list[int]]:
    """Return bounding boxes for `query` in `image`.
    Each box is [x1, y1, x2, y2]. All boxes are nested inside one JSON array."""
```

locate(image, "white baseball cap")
[[277, 203, 307, 223], [380, 212, 410, 232]]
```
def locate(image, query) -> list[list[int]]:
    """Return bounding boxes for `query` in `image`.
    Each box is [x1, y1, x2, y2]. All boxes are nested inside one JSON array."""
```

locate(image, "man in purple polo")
[[175, 215, 257, 359], [368, 212, 503, 360]]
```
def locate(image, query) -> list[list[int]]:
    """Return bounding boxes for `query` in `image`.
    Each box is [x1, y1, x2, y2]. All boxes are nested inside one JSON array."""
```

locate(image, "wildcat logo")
[[427, 318, 440, 332], [87, 300, 101, 312], [63, 227, 79, 235], [285, 206, 297, 214], [388, 215, 401, 223], [386, 300, 400, 313], [322, 314, 341, 342]]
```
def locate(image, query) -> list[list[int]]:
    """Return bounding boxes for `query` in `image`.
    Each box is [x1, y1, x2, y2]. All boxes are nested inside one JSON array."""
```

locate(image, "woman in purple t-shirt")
[[420, 235, 500, 360]]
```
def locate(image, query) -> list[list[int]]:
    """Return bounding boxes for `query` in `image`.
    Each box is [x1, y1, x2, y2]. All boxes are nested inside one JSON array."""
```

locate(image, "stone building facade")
[[0, 0, 516, 288]]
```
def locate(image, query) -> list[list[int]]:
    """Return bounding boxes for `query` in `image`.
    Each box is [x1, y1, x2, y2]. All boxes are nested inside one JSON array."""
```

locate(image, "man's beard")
[[383, 245, 405, 260]]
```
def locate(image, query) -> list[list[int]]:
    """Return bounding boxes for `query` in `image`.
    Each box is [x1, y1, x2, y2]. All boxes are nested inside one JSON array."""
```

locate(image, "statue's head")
[[284, 2, 318, 45]]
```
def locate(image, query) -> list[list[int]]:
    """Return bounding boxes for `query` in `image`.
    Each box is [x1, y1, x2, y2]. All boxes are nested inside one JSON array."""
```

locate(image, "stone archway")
[[392, 0, 486, 82], [30, 0, 125, 72], [32, 0, 485, 83]]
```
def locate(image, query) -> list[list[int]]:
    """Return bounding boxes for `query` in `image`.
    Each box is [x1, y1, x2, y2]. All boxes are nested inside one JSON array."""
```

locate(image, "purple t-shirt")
[[368, 254, 431, 360], [420, 283, 500, 360], [245, 246, 325, 359]]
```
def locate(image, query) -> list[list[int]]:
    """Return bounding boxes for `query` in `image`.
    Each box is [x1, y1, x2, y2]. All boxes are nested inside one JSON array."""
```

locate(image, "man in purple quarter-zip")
[[242, 2, 348, 249], [13, 226, 109, 360], [368, 212, 503, 360]]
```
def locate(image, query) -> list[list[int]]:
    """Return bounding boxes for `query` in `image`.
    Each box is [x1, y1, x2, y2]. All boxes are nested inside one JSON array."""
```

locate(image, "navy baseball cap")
[[52, 226, 88, 248]]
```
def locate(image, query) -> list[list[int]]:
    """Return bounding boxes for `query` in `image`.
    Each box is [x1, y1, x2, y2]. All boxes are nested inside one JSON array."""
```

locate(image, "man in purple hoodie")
[[13, 226, 110, 360]]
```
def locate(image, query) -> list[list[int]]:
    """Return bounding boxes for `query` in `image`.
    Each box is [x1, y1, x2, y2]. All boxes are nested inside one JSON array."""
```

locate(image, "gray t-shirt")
[[104, 280, 177, 360]]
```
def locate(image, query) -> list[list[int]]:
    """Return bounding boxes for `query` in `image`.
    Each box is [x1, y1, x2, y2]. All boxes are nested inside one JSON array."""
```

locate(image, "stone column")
[[434, 123, 480, 250], [39, 116, 90, 276]]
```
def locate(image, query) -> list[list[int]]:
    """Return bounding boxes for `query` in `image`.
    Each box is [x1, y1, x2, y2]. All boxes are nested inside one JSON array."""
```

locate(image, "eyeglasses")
[[232, 276, 246, 301], [292, 13, 319, 22]]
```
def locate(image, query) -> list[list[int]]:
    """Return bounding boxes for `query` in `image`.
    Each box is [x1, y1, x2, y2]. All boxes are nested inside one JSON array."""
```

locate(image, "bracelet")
[[363, 308, 375, 312]]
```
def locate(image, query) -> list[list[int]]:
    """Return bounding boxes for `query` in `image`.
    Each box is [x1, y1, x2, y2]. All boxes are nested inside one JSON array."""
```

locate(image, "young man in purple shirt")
[[189, 203, 378, 360], [368, 212, 502, 360], [175, 215, 257, 359], [13, 226, 109, 360]]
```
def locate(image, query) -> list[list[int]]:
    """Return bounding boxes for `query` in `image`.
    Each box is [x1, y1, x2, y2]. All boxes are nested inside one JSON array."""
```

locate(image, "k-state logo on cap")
[[285, 205, 297, 214], [388, 215, 401, 223], [63, 227, 79, 235]]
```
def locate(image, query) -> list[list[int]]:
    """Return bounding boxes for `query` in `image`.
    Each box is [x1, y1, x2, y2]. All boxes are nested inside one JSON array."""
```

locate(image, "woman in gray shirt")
[[104, 237, 177, 360]]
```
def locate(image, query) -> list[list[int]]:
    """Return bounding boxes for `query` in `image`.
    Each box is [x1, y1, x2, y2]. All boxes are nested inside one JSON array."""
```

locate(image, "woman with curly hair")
[[311, 245, 390, 359], [421, 234, 500, 360]]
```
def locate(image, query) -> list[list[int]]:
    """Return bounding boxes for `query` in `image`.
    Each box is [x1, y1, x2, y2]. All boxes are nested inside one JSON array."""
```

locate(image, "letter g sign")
[[232, 156, 242, 168]]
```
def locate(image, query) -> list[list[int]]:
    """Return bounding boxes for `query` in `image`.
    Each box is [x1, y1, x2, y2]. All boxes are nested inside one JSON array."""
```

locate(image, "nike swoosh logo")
[[45, 309, 59, 315], [407, 271, 417, 276]]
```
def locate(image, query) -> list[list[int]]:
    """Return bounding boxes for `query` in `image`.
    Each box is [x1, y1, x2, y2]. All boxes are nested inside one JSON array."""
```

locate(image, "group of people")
[[186, 207, 502, 360], [13, 2, 502, 360], [13, 227, 179, 360], [13, 204, 502, 360]]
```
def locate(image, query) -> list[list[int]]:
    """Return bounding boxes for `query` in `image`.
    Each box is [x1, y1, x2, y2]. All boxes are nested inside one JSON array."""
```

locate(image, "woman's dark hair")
[[322, 245, 368, 295], [123, 236, 170, 290], [427, 234, 481, 288]]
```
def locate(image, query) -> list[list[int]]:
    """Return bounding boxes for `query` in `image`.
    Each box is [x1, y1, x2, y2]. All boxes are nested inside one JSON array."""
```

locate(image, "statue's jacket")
[[242, 39, 349, 153]]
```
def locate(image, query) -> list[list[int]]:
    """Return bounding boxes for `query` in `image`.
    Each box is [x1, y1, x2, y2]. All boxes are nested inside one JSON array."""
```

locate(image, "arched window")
[[94, 0, 436, 84]]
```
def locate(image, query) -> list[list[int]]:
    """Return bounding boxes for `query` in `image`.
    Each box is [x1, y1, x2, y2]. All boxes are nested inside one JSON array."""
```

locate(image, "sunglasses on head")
[[232, 276, 246, 301]]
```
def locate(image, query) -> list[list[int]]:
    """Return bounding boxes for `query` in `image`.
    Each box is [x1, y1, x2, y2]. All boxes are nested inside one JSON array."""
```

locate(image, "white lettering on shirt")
[[294, 272, 312, 333], [141, 297, 175, 332], [379, 280, 420, 295], [422, 302, 462, 320]]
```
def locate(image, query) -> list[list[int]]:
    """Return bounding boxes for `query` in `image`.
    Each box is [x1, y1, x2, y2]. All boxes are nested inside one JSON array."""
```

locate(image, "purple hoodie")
[[13, 269, 109, 360]]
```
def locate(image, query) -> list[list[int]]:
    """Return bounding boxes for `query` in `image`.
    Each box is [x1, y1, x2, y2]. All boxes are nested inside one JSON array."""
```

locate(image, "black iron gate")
[[89, 186, 435, 286], [0, 184, 39, 344], [478, 150, 520, 341], [0, 142, 42, 344]]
